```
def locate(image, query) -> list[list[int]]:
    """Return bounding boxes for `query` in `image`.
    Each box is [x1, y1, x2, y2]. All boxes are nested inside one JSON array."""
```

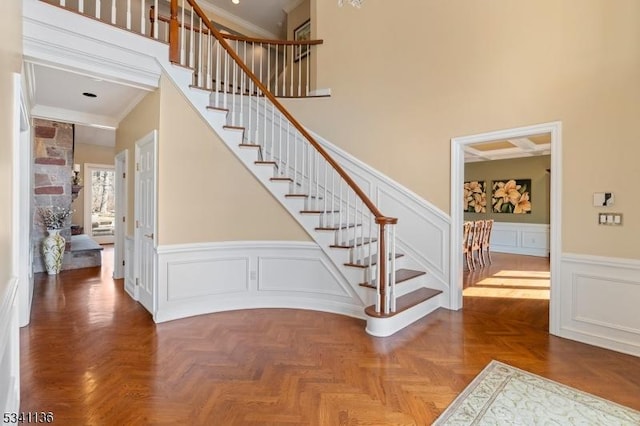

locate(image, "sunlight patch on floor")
[[492, 270, 550, 278], [464, 269, 550, 300]]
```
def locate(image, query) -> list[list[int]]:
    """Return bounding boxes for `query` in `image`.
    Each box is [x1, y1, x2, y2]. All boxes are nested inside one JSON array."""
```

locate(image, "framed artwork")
[[293, 20, 311, 62], [464, 181, 487, 213], [491, 179, 531, 214]]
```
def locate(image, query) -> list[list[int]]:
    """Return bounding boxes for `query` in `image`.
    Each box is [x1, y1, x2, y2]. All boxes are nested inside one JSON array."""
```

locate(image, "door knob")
[[144, 233, 154, 239]]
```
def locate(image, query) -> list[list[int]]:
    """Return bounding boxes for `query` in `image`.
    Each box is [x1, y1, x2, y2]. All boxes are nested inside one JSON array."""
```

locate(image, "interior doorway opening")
[[451, 122, 562, 335]]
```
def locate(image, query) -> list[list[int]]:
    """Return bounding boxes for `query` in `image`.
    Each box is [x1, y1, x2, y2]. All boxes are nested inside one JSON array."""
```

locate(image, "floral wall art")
[[464, 181, 487, 213], [491, 179, 531, 214]]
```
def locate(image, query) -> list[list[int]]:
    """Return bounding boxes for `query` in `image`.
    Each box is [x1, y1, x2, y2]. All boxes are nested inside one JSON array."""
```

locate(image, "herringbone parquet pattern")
[[20, 250, 640, 425]]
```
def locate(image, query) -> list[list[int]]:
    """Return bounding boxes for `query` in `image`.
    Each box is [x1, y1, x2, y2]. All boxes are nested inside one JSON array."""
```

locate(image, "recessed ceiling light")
[[82, 92, 97, 98], [232, 0, 239, 4]]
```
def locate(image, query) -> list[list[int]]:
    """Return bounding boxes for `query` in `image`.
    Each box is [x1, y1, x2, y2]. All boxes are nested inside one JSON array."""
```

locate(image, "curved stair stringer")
[[159, 62, 448, 336]]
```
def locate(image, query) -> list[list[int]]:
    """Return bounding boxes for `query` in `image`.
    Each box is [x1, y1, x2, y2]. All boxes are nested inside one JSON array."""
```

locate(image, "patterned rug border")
[[433, 360, 640, 425]]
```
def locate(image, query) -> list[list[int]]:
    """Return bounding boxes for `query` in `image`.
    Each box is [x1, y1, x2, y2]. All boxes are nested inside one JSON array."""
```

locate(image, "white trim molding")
[[451, 121, 562, 331], [558, 253, 640, 357], [23, 0, 163, 90], [490, 222, 550, 257], [0, 278, 20, 414], [155, 241, 365, 323]]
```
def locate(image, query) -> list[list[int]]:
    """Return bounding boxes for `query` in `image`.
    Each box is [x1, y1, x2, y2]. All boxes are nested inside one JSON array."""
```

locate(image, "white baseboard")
[[154, 241, 366, 323], [558, 253, 640, 357], [0, 278, 20, 414], [490, 222, 549, 257]]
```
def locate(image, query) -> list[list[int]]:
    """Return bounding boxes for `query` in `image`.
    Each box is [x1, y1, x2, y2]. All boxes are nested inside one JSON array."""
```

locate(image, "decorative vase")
[[42, 229, 66, 275]]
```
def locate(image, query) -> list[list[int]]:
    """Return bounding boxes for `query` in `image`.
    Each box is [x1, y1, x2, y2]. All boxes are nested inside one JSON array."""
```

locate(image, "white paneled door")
[[135, 131, 157, 315]]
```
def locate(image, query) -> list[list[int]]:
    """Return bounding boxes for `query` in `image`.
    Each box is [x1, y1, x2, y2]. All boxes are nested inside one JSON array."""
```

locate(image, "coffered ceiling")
[[464, 134, 551, 163]]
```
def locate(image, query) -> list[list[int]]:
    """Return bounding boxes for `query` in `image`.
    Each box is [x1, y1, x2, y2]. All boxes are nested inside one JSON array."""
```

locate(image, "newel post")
[[169, 0, 180, 63]]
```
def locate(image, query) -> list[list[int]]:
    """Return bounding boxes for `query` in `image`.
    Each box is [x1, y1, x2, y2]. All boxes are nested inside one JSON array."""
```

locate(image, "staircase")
[[35, 0, 445, 337]]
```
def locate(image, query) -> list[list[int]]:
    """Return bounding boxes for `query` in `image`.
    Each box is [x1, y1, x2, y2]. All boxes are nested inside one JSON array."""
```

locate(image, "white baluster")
[[267, 44, 271, 93], [154, 0, 158, 38], [60, 0, 66, 7], [180, 0, 185, 65], [290, 45, 294, 97], [197, 18, 203, 87], [314, 151, 320, 211], [275, 45, 279, 97], [298, 47, 302, 97], [139, 0, 144, 34], [78, 0, 84, 13], [96, 0, 101, 19], [214, 39, 220, 101], [306, 47, 310, 96], [111, 0, 116, 25], [390, 224, 396, 312], [189, 7, 194, 68], [125, 0, 131, 30], [232, 42, 237, 126]]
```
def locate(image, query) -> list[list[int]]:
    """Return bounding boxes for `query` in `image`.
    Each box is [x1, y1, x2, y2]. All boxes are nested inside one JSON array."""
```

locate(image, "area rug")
[[433, 360, 640, 425]]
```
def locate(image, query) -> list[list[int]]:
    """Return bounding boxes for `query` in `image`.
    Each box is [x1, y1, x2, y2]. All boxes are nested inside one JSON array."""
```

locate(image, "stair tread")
[[256, 161, 277, 165], [360, 268, 426, 288], [206, 106, 229, 112], [270, 177, 292, 181], [285, 194, 323, 199], [300, 210, 341, 214], [315, 223, 361, 231], [330, 237, 377, 249], [346, 253, 404, 269], [224, 125, 245, 130], [239, 143, 261, 148], [364, 287, 442, 318]]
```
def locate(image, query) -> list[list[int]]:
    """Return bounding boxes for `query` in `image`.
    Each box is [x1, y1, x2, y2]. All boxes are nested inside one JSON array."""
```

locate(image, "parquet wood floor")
[[21, 248, 640, 425]]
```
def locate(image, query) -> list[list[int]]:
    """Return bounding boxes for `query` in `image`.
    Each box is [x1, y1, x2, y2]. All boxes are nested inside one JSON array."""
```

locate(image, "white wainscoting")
[[559, 253, 640, 357], [490, 222, 549, 257], [308, 131, 451, 299], [229, 98, 452, 304], [155, 241, 366, 323], [0, 279, 20, 414]]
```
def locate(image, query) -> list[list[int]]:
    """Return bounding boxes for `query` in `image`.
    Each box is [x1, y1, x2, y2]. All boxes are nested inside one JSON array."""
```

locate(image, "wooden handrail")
[[177, 0, 394, 224], [220, 33, 324, 46]]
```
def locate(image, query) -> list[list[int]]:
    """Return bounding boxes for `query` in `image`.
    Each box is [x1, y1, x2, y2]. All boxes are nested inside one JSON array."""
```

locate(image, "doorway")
[[450, 122, 562, 335], [83, 163, 116, 244]]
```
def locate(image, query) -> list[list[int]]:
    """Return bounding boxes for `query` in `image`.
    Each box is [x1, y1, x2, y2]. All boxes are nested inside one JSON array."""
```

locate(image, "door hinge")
[[135, 277, 139, 286], [136, 220, 139, 228], [123, 172, 126, 179], [122, 260, 125, 266], [122, 216, 126, 223], [136, 163, 140, 171]]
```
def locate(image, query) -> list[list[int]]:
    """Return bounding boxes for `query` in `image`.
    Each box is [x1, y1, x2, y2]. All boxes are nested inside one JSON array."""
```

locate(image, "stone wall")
[[32, 119, 73, 273]]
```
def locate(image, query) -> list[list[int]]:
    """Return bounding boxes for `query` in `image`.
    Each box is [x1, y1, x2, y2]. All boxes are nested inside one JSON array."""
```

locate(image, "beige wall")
[[115, 88, 161, 236], [71, 143, 115, 227], [283, 0, 640, 259], [287, 0, 310, 39], [157, 74, 308, 244], [464, 156, 551, 224], [0, 0, 23, 290]]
